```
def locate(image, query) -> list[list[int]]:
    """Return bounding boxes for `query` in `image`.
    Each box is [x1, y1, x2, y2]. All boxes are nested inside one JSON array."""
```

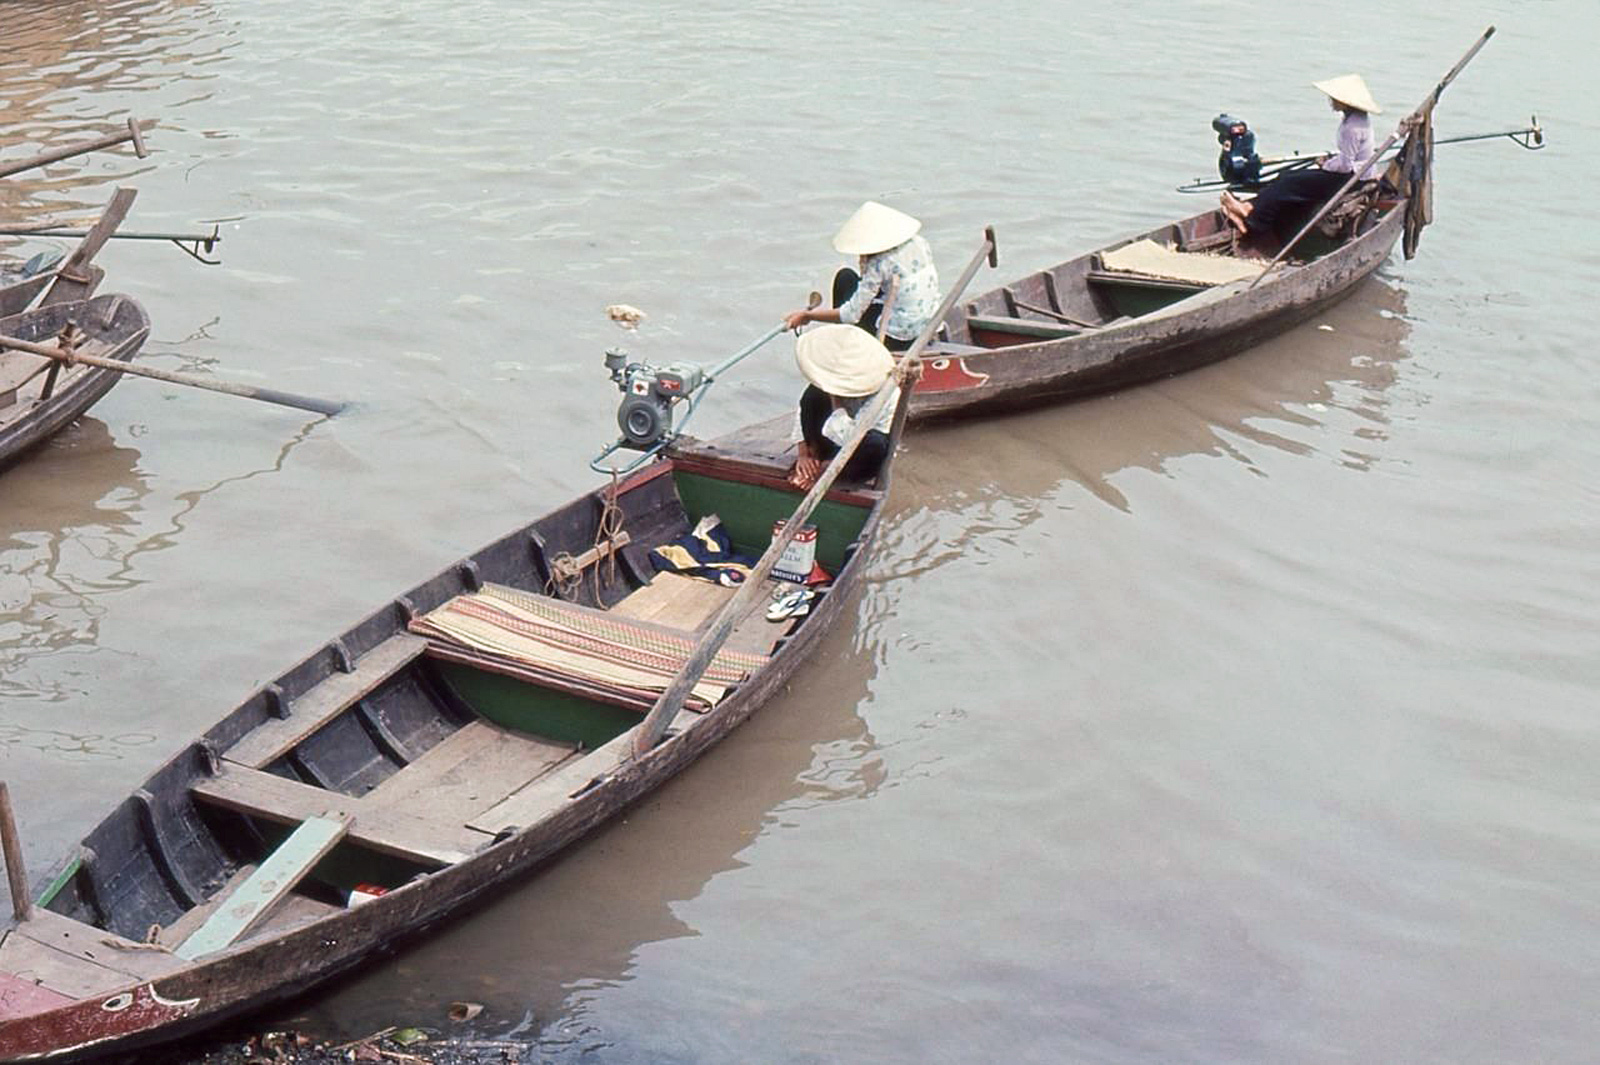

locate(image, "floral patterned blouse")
[[836, 235, 940, 343]]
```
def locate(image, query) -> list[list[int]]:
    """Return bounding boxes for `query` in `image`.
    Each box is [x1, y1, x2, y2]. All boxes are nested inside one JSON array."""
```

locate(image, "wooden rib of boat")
[[0, 415, 888, 1061], [0, 293, 148, 471], [909, 198, 1405, 419]]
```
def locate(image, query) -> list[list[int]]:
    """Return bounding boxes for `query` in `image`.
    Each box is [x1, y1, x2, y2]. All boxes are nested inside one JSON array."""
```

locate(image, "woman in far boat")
[[1220, 74, 1384, 248], [783, 200, 939, 352], [788, 323, 897, 489]]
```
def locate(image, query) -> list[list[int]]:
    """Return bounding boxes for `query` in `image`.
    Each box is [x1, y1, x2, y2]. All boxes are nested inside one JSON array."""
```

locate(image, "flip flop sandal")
[[765, 588, 813, 622]]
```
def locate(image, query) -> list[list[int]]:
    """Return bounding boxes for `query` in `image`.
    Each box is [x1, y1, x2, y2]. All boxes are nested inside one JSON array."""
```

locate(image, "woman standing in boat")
[[1220, 74, 1384, 246], [784, 200, 940, 352], [787, 323, 897, 490]]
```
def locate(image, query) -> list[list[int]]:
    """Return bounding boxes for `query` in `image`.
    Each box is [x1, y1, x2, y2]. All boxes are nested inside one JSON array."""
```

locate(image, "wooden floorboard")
[[224, 633, 428, 768], [612, 572, 736, 631], [466, 712, 695, 836], [12, 908, 184, 982], [363, 720, 577, 825]]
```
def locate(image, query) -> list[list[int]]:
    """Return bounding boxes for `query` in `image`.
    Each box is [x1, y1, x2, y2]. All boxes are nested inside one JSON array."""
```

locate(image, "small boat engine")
[[604, 348, 707, 447], [1212, 113, 1261, 184]]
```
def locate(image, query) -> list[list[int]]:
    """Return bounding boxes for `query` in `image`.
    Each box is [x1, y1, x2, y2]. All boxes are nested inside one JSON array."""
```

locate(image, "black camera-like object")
[[604, 348, 706, 448], [1212, 113, 1261, 185]]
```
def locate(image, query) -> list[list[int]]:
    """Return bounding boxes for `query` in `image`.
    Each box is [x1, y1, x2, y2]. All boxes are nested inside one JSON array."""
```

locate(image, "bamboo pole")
[[631, 227, 999, 757], [0, 332, 347, 416], [0, 784, 32, 922], [0, 118, 150, 181], [1249, 26, 1497, 289]]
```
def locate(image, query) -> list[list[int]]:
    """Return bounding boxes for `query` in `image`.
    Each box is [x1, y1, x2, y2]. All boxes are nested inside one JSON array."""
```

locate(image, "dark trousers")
[[832, 268, 913, 352], [1246, 169, 1351, 242], [799, 385, 891, 482]]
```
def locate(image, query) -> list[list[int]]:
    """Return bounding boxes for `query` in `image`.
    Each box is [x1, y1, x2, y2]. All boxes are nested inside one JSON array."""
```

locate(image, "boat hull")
[[0, 295, 148, 471], [908, 204, 1405, 420]]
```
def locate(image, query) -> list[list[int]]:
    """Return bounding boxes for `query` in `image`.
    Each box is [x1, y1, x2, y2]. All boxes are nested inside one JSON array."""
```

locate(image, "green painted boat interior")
[[671, 470, 869, 571], [433, 660, 638, 751], [1090, 280, 1205, 319], [252, 819, 430, 895]]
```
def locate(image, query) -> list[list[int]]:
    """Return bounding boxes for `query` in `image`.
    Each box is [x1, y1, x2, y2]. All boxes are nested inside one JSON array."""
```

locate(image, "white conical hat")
[[831, 200, 921, 255], [795, 324, 893, 398], [1313, 74, 1382, 114]]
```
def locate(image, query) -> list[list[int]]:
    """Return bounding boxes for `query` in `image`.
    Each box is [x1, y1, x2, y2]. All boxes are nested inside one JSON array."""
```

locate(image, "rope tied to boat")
[[544, 469, 626, 601]]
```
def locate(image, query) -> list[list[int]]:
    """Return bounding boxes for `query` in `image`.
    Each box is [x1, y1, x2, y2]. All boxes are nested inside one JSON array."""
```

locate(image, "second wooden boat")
[[0, 293, 148, 470], [909, 198, 1405, 419], [0, 415, 891, 1061]]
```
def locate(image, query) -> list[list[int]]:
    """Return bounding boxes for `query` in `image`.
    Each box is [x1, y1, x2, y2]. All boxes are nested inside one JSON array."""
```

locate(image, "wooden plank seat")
[[1086, 269, 1212, 293], [190, 765, 491, 867], [0, 352, 55, 408], [174, 815, 349, 960], [409, 583, 768, 712], [224, 633, 429, 769], [965, 314, 1084, 340]]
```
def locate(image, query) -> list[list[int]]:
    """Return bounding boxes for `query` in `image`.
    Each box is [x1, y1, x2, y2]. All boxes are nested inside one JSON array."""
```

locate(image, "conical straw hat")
[[1313, 74, 1382, 114], [831, 201, 921, 255], [795, 324, 894, 397]]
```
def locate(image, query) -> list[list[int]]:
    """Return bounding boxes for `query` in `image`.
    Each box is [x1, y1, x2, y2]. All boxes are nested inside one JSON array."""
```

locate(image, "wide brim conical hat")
[[1313, 74, 1382, 114], [831, 201, 921, 255], [795, 324, 894, 397]]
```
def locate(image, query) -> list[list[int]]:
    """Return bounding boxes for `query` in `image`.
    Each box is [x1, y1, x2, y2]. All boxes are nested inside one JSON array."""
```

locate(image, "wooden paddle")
[[1249, 26, 1497, 288], [631, 226, 1000, 757], [0, 330, 347, 416], [0, 118, 150, 181]]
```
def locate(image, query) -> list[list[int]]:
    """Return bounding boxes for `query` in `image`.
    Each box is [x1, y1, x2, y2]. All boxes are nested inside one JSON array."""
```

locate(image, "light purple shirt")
[[1323, 111, 1380, 181]]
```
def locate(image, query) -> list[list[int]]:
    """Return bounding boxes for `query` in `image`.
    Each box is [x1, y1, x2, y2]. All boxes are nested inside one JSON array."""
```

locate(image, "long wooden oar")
[[631, 226, 1000, 757], [0, 332, 347, 416], [1249, 25, 1496, 289], [0, 118, 150, 181]]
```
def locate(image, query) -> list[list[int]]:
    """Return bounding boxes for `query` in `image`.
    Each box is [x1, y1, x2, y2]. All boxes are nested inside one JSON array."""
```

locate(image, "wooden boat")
[[909, 198, 1406, 420], [0, 293, 147, 471], [0, 416, 890, 1061], [0, 257, 101, 319]]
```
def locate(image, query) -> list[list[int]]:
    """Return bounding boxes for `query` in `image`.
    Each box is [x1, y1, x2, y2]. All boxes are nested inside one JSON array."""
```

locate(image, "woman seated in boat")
[[788, 324, 898, 490], [783, 201, 940, 352], [1220, 74, 1384, 248]]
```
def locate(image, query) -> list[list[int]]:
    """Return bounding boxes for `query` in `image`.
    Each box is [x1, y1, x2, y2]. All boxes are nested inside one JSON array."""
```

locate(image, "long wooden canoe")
[[908, 199, 1405, 419], [0, 293, 148, 471], [0, 416, 888, 1061]]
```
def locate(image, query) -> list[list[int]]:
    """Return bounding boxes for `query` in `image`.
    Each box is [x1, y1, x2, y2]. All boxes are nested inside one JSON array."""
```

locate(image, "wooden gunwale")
[[0, 434, 888, 1062], [0, 294, 148, 470], [908, 203, 1406, 421]]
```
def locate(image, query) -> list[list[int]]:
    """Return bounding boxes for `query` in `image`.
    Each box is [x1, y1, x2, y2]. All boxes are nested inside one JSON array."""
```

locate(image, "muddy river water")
[[2, 1, 1597, 1061]]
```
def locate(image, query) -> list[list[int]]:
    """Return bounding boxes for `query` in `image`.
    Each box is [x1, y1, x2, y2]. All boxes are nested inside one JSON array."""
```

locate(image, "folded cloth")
[[650, 515, 754, 586]]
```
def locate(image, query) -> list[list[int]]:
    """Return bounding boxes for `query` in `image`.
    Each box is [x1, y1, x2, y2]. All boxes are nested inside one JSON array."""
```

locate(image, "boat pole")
[[0, 118, 150, 181], [1250, 25, 1497, 289], [631, 227, 1000, 758], [0, 332, 348, 416], [0, 784, 32, 922]]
